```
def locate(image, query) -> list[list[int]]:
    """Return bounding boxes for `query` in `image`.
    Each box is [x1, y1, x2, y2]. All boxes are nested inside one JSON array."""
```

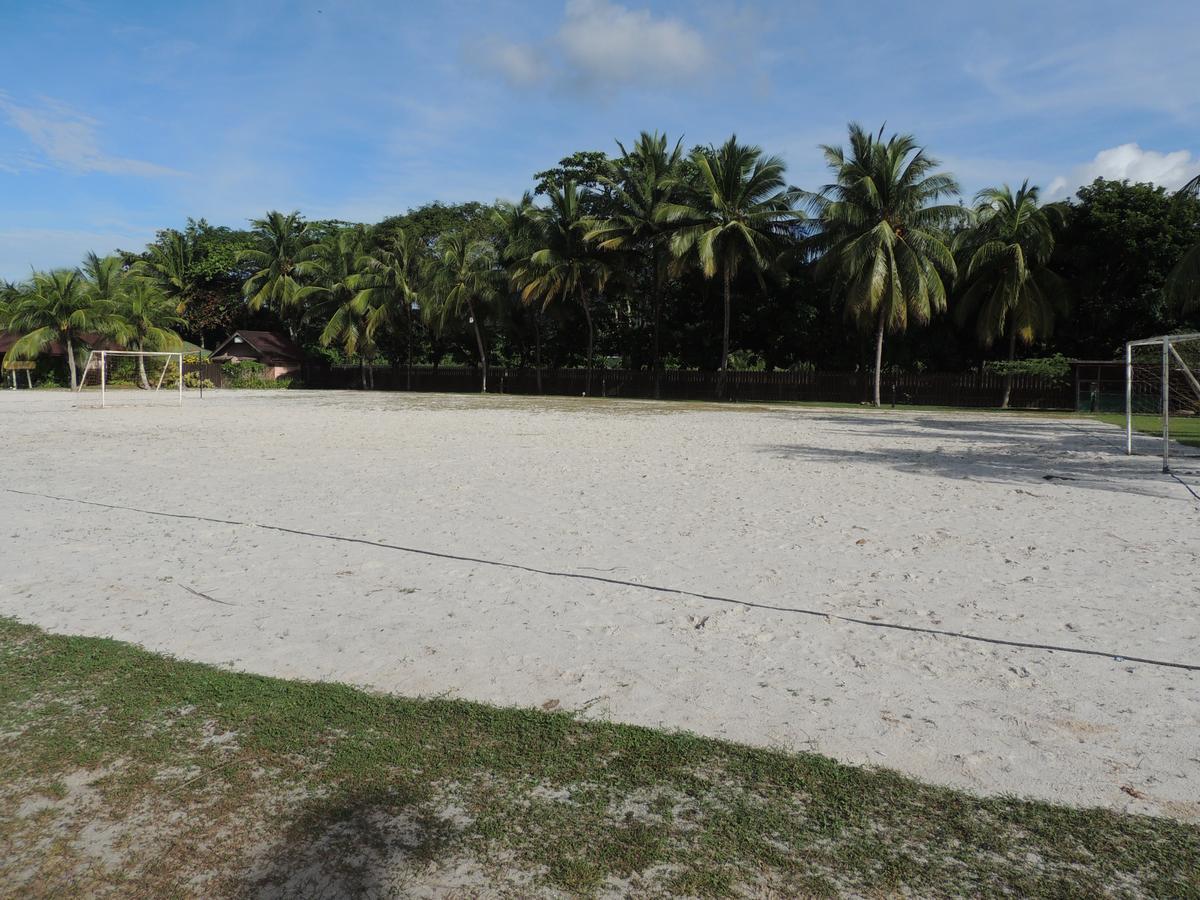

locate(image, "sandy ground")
[[1, 389, 1198, 821]]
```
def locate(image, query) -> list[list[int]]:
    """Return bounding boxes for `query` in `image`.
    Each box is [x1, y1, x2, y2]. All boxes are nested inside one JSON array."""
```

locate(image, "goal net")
[[78, 350, 184, 408], [1125, 333, 1200, 471]]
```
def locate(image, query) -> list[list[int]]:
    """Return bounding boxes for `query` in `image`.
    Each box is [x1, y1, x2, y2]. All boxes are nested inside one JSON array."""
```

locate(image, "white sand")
[[1, 389, 1197, 820]]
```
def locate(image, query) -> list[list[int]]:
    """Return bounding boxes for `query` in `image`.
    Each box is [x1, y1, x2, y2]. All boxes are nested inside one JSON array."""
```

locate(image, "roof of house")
[[0, 332, 124, 356], [210, 330, 303, 364]]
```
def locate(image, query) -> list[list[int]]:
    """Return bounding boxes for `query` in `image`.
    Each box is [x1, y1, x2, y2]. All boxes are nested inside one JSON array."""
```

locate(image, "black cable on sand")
[[5, 486, 1197, 674]]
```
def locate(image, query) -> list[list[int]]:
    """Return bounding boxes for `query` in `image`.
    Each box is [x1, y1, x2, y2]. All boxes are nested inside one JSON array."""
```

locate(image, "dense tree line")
[[3, 123, 1199, 405]]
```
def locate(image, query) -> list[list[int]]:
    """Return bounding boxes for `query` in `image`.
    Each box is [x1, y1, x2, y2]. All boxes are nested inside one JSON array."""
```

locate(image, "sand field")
[[1, 389, 1197, 820]]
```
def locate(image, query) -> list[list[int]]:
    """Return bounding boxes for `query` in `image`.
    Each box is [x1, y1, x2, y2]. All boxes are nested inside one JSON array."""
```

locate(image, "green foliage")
[[809, 123, 960, 404], [221, 359, 268, 386], [985, 354, 1071, 378], [1053, 178, 1200, 357], [8, 125, 1199, 389], [183, 372, 214, 389]]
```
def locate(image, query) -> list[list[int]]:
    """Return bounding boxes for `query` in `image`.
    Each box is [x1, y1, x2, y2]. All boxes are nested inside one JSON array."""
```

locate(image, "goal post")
[[1125, 333, 1200, 472], [79, 350, 184, 408]]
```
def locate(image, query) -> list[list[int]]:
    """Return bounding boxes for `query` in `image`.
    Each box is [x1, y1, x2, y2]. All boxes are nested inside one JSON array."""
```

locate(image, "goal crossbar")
[[1124, 333, 1200, 470], [80, 349, 184, 408]]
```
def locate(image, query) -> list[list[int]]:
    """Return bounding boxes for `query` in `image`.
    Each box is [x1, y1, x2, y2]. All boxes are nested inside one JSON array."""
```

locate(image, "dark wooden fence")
[[301, 364, 1073, 409], [183, 361, 228, 388]]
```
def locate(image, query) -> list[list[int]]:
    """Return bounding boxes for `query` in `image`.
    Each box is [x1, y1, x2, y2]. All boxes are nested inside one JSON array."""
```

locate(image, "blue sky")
[[1, 0, 1198, 279]]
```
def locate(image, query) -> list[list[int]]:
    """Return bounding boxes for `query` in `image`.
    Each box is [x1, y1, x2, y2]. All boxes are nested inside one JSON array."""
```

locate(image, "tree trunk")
[[1001, 328, 1017, 409], [581, 289, 594, 395], [652, 262, 663, 399], [467, 296, 487, 393], [872, 308, 886, 408], [136, 344, 151, 390], [534, 308, 543, 393], [405, 298, 413, 391], [66, 335, 78, 391], [718, 268, 731, 400], [360, 358, 367, 390]]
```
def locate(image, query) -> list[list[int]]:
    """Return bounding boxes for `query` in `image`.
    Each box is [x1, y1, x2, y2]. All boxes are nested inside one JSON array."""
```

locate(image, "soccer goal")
[[1125, 333, 1200, 472], [79, 350, 184, 408]]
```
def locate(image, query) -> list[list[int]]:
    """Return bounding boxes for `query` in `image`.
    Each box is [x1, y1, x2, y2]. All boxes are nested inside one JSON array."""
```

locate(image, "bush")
[[184, 372, 215, 389], [986, 354, 1071, 379], [221, 360, 266, 386]]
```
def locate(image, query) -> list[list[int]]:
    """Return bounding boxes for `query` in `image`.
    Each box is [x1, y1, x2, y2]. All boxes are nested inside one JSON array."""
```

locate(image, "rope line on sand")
[[5, 486, 1198, 674]]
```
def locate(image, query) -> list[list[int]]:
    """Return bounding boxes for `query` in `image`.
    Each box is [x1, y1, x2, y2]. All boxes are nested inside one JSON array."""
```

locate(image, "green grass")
[[1093, 413, 1200, 448], [2, 618, 1197, 898]]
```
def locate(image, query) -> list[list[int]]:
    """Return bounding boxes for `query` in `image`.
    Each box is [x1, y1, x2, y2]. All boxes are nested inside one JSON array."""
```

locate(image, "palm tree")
[[5, 269, 119, 389], [139, 229, 198, 314], [352, 227, 423, 388], [117, 279, 186, 388], [1166, 175, 1200, 315], [426, 231, 498, 392], [665, 136, 800, 390], [954, 182, 1068, 407], [240, 211, 320, 337], [312, 228, 378, 388], [515, 181, 612, 393], [493, 194, 545, 390], [809, 124, 960, 406], [588, 132, 684, 376]]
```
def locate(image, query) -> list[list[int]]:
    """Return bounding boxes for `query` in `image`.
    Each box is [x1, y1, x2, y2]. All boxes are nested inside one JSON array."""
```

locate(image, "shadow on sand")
[[238, 786, 487, 899], [758, 413, 1200, 501]]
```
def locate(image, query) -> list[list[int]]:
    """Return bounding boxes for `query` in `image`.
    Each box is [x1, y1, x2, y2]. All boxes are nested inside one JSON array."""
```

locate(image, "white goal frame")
[[80, 350, 184, 408], [1125, 333, 1200, 472]]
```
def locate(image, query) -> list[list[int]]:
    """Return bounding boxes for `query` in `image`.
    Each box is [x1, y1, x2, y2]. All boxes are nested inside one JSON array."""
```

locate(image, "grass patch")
[[1, 617, 1197, 897], [1093, 412, 1200, 449]]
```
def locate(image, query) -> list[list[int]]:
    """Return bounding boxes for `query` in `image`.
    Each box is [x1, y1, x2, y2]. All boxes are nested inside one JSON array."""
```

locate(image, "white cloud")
[[474, 38, 550, 87], [1047, 143, 1200, 199], [474, 0, 710, 90], [0, 93, 183, 178], [558, 0, 708, 84]]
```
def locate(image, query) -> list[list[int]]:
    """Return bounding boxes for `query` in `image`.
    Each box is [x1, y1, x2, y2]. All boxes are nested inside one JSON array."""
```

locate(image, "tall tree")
[[138, 229, 197, 314], [5, 269, 119, 389], [352, 226, 424, 388], [1166, 175, 1200, 316], [515, 181, 613, 393], [240, 211, 320, 337], [117, 279, 186, 388], [809, 124, 959, 406], [312, 227, 377, 388], [666, 136, 800, 389], [426, 231, 498, 392], [954, 182, 1068, 407], [493, 194, 546, 388], [588, 131, 684, 376]]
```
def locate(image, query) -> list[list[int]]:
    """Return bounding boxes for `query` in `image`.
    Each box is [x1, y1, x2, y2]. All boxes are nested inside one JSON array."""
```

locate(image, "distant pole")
[[1124, 342, 1132, 455], [199, 334, 205, 400], [1161, 337, 1170, 473]]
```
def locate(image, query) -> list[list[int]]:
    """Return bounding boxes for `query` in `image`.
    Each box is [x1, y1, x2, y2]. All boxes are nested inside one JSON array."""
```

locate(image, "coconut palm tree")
[[588, 131, 684, 375], [240, 211, 320, 336], [954, 182, 1068, 407], [809, 124, 960, 406], [665, 136, 800, 390], [493, 194, 546, 389], [426, 230, 498, 392], [6, 269, 120, 389], [1166, 175, 1200, 315], [117, 279, 186, 388], [138, 229, 198, 314], [514, 181, 612, 393], [352, 226, 424, 388], [312, 227, 379, 388]]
